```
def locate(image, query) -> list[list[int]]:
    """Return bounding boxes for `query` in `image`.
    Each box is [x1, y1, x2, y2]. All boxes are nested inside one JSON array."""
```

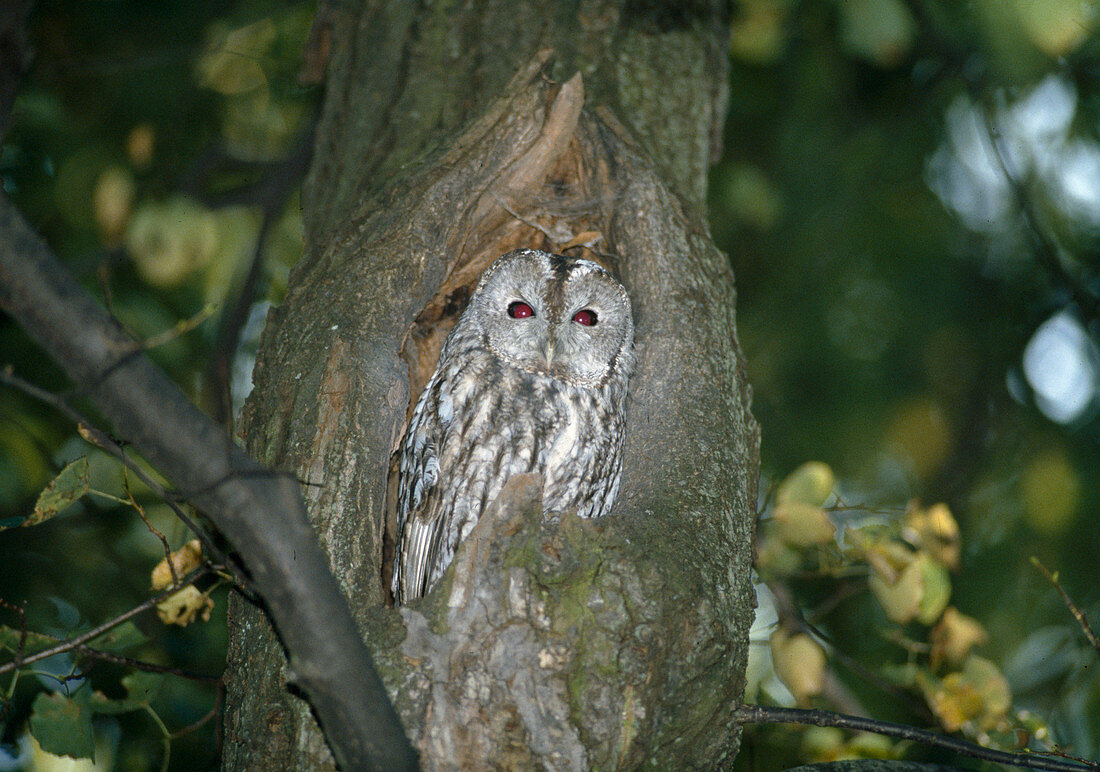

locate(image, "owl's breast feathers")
[[392, 351, 625, 602]]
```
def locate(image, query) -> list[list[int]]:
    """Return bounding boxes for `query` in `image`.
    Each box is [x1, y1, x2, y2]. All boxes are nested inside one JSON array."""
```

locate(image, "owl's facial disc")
[[472, 250, 634, 388]]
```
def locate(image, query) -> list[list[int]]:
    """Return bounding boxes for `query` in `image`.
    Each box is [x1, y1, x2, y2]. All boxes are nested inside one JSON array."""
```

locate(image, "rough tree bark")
[[223, 2, 759, 769]]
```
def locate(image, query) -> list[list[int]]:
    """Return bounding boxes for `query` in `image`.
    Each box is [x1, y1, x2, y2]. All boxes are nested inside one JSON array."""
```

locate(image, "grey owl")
[[392, 248, 635, 603]]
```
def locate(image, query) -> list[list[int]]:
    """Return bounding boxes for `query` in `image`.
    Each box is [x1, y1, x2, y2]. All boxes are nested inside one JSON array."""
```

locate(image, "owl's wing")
[[396, 506, 447, 602], [392, 385, 447, 603]]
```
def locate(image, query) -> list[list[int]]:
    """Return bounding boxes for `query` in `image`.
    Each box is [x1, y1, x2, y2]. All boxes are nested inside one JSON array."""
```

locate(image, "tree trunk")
[[222, 2, 759, 769]]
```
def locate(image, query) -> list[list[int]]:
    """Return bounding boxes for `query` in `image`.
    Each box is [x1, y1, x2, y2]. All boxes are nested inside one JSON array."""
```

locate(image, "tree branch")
[[0, 365, 251, 594], [734, 705, 1097, 772], [0, 192, 418, 771]]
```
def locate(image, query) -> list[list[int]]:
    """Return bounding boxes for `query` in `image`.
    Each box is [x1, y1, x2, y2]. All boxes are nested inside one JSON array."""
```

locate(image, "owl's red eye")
[[507, 301, 534, 319], [572, 309, 597, 326]]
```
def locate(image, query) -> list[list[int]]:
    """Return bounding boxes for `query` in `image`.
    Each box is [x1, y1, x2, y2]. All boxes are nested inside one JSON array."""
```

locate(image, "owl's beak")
[[543, 336, 555, 366]]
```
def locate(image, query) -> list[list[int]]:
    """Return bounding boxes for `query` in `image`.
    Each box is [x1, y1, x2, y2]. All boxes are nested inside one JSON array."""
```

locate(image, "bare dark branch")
[[0, 193, 418, 771]]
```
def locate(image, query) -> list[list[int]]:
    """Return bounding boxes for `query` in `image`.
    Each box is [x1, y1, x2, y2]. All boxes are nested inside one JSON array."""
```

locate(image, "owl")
[[391, 248, 635, 603]]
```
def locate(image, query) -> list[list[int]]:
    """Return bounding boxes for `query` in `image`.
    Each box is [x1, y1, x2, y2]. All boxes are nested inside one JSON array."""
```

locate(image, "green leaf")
[[87, 671, 163, 714], [87, 621, 149, 653], [916, 555, 952, 625], [29, 691, 95, 760], [25, 458, 91, 527]]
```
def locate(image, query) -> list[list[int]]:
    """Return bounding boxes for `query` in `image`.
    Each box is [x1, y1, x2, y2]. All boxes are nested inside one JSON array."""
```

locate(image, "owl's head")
[[466, 249, 634, 388]]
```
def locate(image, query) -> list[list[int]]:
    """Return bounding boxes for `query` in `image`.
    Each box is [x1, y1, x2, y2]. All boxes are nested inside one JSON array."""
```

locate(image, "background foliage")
[[0, 0, 1097, 769], [715, 0, 1100, 767]]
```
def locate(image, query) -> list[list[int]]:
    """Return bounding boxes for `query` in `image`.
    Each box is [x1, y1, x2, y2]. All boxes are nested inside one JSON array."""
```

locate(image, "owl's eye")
[[572, 309, 597, 326], [507, 301, 534, 319]]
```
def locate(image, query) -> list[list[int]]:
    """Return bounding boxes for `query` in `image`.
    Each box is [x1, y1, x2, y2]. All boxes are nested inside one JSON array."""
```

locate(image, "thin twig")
[[76, 646, 221, 682], [168, 681, 224, 740], [142, 304, 217, 351], [38, 635, 221, 683], [0, 566, 209, 677], [1031, 557, 1100, 652], [976, 97, 1100, 321], [734, 704, 1097, 772], [125, 470, 179, 587]]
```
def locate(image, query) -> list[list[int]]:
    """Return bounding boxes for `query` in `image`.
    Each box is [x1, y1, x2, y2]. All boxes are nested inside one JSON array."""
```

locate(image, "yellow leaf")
[[754, 529, 803, 576], [869, 551, 950, 625], [156, 586, 213, 627], [924, 670, 981, 732], [26, 458, 91, 528], [930, 607, 988, 668], [963, 655, 1011, 726], [770, 629, 826, 705], [923, 655, 1011, 732], [150, 540, 204, 590], [904, 501, 960, 570], [862, 538, 915, 584], [777, 462, 835, 507], [869, 553, 922, 624], [773, 501, 836, 547]]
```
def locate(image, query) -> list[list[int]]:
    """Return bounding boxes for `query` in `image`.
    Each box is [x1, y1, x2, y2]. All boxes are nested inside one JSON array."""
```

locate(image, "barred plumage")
[[392, 249, 635, 603]]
